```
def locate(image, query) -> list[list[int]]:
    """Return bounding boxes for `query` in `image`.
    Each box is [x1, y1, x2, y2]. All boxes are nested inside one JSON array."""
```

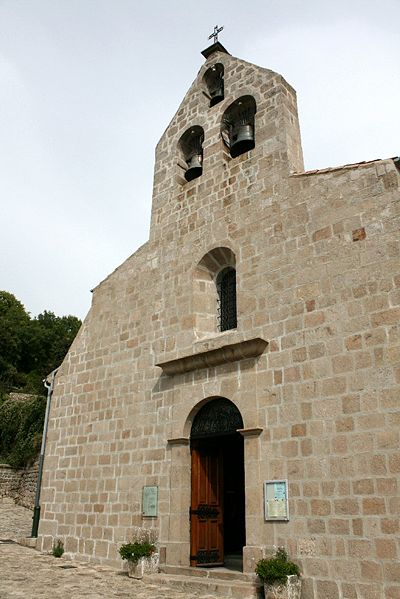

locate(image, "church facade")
[[38, 43, 400, 598]]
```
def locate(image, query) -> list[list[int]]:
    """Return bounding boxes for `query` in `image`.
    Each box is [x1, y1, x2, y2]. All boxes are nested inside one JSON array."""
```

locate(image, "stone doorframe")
[[166, 425, 263, 573]]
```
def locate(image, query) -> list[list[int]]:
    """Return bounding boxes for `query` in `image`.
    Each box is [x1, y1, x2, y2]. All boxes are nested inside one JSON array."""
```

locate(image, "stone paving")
[[0, 500, 217, 599], [0, 544, 218, 599], [0, 498, 32, 540]]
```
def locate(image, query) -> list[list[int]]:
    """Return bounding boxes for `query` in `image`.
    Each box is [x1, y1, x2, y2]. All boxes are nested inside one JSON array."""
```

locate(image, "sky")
[[0, 0, 399, 320]]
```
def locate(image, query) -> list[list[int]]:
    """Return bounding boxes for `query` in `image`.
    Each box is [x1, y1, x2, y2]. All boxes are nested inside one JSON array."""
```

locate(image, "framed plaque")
[[264, 480, 289, 521], [142, 485, 158, 517]]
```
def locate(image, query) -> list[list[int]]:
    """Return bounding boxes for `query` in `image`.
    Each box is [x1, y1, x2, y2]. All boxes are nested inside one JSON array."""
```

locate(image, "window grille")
[[217, 267, 237, 332]]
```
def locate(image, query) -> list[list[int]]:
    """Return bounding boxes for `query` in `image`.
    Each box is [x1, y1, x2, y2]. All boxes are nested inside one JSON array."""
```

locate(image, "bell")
[[209, 83, 224, 107], [231, 124, 255, 158], [185, 154, 203, 182]]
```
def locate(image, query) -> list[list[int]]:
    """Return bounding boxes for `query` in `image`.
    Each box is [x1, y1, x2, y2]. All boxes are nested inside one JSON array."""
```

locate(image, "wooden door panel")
[[209, 520, 219, 548], [190, 444, 224, 567], [198, 521, 207, 549], [209, 455, 219, 504]]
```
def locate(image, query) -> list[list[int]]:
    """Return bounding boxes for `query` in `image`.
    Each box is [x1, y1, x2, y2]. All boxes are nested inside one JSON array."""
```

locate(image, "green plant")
[[255, 548, 300, 585], [0, 290, 81, 396], [119, 540, 156, 563], [52, 539, 64, 558], [0, 394, 46, 468]]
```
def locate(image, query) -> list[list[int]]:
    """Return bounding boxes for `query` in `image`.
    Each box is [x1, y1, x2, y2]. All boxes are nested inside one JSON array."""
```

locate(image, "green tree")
[[0, 292, 30, 391], [0, 291, 81, 395], [21, 311, 81, 393], [0, 291, 81, 466]]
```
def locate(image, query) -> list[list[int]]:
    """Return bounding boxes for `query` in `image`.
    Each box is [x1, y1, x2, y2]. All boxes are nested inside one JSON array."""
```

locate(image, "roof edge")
[[290, 157, 398, 178]]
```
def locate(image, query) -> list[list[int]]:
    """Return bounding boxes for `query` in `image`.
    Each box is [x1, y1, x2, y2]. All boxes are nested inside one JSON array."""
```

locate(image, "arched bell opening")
[[203, 63, 224, 108], [221, 95, 257, 158], [178, 126, 204, 182], [189, 398, 245, 570]]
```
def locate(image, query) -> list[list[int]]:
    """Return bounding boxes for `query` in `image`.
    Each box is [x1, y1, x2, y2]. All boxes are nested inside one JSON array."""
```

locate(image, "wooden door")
[[190, 442, 224, 567]]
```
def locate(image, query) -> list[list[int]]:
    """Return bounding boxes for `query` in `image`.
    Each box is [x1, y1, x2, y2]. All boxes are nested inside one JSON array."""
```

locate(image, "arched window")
[[221, 95, 257, 158], [192, 247, 237, 337], [217, 267, 237, 331], [178, 126, 204, 182], [203, 63, 224, 107]]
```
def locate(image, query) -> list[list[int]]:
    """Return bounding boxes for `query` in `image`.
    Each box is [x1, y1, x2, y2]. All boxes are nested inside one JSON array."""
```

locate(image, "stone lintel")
[[201, 42, 230, 59], [156, 338, 268, 376], [237, 427, 263, 437]]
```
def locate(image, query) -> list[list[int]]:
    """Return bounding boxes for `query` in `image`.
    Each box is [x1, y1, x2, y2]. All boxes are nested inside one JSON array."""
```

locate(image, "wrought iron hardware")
[[190, 504, 219, 519], [191, 397, 243, 439]]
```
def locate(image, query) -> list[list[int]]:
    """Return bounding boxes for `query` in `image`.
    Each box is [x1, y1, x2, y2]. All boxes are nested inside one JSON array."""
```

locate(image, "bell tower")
[[149, 39, 304, 243]]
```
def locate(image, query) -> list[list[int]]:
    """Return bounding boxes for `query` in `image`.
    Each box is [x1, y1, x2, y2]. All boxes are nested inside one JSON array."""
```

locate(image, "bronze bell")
[[209, 83, 224, 107], [231, 124, 255, 158], [185, 153, 203, 182]]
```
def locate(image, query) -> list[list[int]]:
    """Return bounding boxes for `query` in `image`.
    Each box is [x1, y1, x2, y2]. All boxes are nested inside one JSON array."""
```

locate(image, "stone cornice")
[[156, 337, 268, 376]]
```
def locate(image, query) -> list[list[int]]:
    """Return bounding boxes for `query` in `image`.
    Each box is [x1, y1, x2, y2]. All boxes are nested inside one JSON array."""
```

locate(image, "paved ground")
[[0, 498, 32, 540], [0, 499, 215, 599], [0, 543, 218, 599]]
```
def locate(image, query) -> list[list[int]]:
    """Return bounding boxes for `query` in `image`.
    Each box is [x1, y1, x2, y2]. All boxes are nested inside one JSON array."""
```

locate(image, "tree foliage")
[[0, 292, 30, 390], [0, 291, 81, 395], [0, 394, 47, 467], [0, 291, 81, 467]]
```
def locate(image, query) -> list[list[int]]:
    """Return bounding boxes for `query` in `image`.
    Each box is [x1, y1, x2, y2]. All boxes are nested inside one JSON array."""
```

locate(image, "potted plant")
[[119, 539, 158, 579], [255, 548, 301, 599]]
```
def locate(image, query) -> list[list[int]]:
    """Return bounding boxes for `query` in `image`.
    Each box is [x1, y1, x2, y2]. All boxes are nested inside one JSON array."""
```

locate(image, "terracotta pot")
[[264, 575, 301, 599], [127, 552, 159, 579]]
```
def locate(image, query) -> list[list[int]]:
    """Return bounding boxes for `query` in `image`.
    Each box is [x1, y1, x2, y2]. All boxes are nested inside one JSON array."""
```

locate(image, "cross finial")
[[208, 25, 224, 44]]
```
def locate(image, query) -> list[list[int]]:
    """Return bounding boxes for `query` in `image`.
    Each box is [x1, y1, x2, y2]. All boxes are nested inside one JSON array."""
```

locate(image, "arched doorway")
[[189, 398, 245, 570]]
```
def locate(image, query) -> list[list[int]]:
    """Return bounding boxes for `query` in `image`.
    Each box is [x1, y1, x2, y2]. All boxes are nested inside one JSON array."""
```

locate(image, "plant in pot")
[[119, 539, 158, 579], [255, 548, 301, 599]]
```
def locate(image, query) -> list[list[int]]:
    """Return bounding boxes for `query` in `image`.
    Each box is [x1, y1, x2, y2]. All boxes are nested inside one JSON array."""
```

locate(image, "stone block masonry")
[[0, 462, 38, 510], [37, 44, 400, 599]]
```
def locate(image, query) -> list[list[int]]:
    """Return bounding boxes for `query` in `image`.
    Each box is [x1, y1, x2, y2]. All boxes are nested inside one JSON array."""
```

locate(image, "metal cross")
[[208, 25, 223, 44]]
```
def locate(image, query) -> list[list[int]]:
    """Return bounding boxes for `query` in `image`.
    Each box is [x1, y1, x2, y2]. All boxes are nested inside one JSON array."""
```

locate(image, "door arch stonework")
[[190, 397, 244, 439], [166, 397, 263, 573], [189, 398, 245, 568]]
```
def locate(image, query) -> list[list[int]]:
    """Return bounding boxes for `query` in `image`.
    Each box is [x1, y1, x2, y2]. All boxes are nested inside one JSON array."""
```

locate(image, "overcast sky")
[[1, 0, 399, 319]]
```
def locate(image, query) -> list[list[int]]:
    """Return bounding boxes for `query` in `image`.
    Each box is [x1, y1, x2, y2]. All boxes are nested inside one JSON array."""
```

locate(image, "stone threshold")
[[144, 565, 263, 599]]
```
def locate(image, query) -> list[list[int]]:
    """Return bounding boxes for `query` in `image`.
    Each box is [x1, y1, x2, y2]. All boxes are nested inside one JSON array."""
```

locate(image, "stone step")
[[144, 569, 263, 599], [17, 536, 37, 548], [161, 564, 256, 583]]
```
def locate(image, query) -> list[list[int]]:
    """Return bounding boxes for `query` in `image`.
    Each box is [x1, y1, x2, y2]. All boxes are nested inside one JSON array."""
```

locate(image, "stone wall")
[[37, 46, 400, 599], [0, 462, 38, 509]]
